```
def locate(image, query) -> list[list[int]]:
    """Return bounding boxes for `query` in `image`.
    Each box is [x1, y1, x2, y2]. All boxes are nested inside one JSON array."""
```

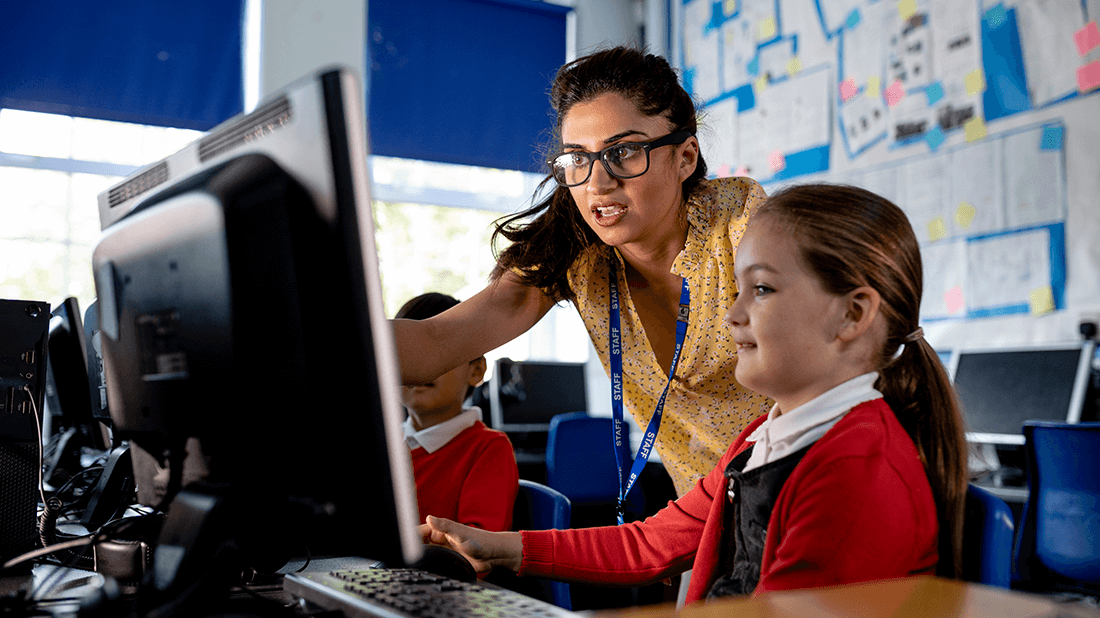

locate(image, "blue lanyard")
[[609, 259, 690, 524]]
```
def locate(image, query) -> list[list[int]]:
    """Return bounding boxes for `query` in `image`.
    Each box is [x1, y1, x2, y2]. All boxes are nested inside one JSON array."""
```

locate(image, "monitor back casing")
[[92, 68, 421, 568]]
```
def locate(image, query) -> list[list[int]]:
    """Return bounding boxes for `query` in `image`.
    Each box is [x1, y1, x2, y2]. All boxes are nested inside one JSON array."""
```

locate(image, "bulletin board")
[[677, 0, 1100, 349]]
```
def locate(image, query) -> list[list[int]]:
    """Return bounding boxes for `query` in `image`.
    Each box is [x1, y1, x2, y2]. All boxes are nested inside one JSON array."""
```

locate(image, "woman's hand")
[[419, 516, 524, 574]]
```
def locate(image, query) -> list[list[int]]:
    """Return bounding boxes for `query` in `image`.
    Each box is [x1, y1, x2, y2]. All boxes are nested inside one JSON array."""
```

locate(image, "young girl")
[[420, 183, 969, 603]]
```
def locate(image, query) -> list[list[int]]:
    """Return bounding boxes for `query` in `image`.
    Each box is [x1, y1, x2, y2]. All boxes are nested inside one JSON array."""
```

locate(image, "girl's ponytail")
[[878, 336, 968, 578]]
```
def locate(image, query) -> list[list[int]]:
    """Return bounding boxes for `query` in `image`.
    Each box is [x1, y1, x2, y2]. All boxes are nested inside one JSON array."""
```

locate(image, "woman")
[[392, 46, 772, 498]]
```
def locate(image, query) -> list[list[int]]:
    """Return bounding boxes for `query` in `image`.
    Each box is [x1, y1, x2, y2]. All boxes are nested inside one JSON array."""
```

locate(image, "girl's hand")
[[419, 516, 524, 574]]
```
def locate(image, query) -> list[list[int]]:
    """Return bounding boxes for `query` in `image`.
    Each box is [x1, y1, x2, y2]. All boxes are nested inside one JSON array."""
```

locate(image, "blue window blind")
[[368, 0, 570, 172], [0, 1, 244, 131]]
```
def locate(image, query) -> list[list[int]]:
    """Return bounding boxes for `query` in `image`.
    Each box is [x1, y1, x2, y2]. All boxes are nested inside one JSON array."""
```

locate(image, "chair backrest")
[[512, 480, 572, 610], [1013, 421, 1100, 593], [545, 413, 625, 505], [962, 484, 1015, 588], [514, 479, 571, 532]]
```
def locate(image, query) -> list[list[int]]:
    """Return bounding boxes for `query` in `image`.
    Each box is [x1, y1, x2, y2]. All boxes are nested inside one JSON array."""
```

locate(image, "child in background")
[[420, 184, 969, 602], [396, 293, 519, 532]]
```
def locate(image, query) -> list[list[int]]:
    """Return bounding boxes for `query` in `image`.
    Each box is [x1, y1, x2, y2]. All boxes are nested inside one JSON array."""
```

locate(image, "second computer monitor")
[[489, 359, 587, 432], [949, 341, 1095, 444]]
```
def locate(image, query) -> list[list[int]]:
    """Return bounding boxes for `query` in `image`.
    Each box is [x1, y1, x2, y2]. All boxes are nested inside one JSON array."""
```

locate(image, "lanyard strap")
[[609, 259, 690, 524]]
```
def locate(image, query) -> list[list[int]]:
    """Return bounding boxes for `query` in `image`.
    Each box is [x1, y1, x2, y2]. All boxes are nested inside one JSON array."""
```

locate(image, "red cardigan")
[[411, 421, 519, 532], [519, 399, 938, 603]]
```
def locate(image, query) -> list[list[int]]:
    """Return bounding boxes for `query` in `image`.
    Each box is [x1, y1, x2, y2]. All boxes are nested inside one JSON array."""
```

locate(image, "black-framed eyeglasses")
[[548, 130, 694, 187]]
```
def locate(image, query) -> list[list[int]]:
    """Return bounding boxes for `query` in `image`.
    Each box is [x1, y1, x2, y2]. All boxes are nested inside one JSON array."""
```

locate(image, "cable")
[[23, 386, 47, 510]]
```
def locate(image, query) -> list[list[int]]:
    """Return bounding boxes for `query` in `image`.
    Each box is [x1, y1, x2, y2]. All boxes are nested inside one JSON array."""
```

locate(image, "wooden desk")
[[597, 577, 1100, 618]]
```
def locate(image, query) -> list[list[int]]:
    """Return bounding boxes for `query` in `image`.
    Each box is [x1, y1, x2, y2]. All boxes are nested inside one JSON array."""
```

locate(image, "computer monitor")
[[91, 68, 421, 592], [489, 359, 587, 432], [948, 341, 1096, 445], [42, 297, 113, 491]]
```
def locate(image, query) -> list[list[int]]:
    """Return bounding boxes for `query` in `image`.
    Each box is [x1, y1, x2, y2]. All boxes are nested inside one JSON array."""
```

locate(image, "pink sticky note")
[[885, 80, 906, 107], [718, 164, 732, 177], [734, 165, 750, 176], [1078, 60, 1100, 92], [840, 77, 858, 101], [1075, 21, 1100, 56], [945, 286, 964, 314], [768, 150, 786, 173]]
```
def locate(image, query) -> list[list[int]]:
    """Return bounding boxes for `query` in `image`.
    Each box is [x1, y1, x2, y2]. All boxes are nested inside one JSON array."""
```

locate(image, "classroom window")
[[0, 109, 590, 370]]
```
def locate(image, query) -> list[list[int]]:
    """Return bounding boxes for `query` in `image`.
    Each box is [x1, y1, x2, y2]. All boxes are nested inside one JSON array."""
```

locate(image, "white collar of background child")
[[403, 407, 483, 454]]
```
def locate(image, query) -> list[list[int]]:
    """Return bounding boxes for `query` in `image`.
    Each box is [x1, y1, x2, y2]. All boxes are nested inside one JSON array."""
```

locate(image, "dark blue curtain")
[[0, 1, 244, 131], [368, 0, 571, 172]]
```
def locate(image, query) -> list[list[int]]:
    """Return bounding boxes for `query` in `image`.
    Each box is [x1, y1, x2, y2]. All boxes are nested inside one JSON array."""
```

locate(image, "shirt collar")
[[403, 406, 483, 454], [745, 372, 882, 469]]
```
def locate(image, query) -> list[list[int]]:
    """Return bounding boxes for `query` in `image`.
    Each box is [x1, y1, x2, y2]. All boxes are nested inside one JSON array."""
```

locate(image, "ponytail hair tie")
[[904, 327, 924, 343]]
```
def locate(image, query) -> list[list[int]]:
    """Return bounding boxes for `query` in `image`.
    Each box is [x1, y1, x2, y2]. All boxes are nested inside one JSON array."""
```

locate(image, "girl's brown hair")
[[490, 46, 707, 301], [757, 183, 968, 578]]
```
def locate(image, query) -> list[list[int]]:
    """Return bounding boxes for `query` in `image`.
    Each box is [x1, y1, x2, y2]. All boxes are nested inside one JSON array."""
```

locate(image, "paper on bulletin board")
[[840, 88, 889, 155], [966, 227, 1052, 314], [921, 238, 968, 319], [744, 66, 832, 180], [701, 96, 740, 174], [840, 0, 892, 89], [927, 0, 984, 131], [899, 155, 950, 243], [1013, 0, 1086, 106], [1003, 127, 1066, 228], [947, 138, 1004, 236], [722, 17, 758, 90]]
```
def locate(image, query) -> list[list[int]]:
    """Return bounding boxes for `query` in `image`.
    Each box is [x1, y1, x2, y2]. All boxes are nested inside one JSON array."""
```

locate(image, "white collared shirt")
[[403, 406, 484, 454], [743, 372, 883, 473]]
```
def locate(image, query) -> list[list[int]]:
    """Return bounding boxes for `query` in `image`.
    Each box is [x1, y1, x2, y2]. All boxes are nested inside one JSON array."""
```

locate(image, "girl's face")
[[725, 217, 858, 412], [559, 92, 698, 251]]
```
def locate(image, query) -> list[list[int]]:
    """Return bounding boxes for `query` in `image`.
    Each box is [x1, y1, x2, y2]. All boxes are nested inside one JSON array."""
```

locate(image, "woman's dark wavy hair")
[[756, 183, 969, 579], [490, 46, 707, 302]]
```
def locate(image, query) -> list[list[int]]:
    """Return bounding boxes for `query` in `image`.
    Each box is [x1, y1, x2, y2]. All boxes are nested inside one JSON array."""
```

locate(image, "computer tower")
[[0, 299, 50, 572]]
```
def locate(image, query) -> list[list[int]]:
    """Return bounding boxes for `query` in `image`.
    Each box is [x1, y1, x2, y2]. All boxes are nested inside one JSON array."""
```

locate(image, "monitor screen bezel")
[[947, 340, 1096, 445], [488, 358, 588, 433]]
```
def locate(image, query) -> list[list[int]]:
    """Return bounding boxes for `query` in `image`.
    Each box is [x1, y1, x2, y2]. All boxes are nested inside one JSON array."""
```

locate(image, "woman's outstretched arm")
[[392, 271, 557, 385]]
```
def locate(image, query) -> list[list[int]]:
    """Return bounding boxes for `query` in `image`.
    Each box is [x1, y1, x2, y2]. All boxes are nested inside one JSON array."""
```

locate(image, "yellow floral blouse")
[[566, 176, 774, 497]]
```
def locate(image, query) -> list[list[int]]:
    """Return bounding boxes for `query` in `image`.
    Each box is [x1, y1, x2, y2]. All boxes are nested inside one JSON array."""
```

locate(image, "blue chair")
[[511, 480, 572, 610], [1013, 421, 1100, 596], [963, 484, 1015, 587], [545, 412, 645, 512]]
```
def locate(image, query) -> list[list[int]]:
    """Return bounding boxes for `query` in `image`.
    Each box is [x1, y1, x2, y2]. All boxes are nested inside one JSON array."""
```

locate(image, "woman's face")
[[559, 92, 698, 251]]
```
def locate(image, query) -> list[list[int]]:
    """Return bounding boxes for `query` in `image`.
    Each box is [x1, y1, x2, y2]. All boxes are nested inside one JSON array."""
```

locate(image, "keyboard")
[[283, 564, 578, 618]]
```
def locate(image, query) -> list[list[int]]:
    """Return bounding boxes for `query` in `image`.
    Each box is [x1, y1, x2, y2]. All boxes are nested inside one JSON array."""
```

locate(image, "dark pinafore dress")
[[707, 443, 814, 599]]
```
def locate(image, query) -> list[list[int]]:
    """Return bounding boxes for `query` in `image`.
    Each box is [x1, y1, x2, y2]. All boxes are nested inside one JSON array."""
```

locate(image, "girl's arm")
[[392, 272, 557, 384]]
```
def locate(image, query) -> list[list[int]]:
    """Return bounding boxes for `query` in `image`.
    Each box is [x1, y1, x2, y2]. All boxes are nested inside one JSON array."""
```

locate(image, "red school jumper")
[[411, 421, 519, 532], [518, 398, 939, 603]]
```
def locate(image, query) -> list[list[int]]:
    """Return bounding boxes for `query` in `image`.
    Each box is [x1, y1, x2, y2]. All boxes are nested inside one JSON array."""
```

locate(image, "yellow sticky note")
[[928, 216, 947, 241], [955, 202, 976, 229], [786, 57, 803, 77], [1029, 287, 1055, 315], [964, 117, 987, 142], [965, 68, 986, 95], [898, 0, 918, 20], [758, 17, 777, 41], [724, 0, 737, 16], [865, 76, 882, 99], [754, 74, 768, 95]]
